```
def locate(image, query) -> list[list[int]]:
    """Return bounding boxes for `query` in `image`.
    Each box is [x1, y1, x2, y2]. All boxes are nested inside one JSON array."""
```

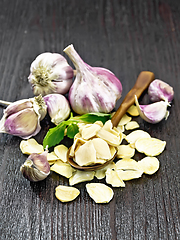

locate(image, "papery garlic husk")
[[63, 44, 122, 114], [148, 79, 174, 103], [0, 95, 47, 139], [20, 150, 50, 182], [135, 95, 169, 124], [43, 94, 70, 125], [28, 52, 74, 96]]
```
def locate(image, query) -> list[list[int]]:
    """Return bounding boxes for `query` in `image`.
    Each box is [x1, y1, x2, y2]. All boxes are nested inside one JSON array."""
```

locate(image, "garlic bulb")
[[63, 44, 122, 115], [43, 94, 70, 125], [28, 52, 74, 96], [0, 95, 47, 139], [148, 79, 174, 103], [20, 150, 50, 182], [135, 95, 169, 124]]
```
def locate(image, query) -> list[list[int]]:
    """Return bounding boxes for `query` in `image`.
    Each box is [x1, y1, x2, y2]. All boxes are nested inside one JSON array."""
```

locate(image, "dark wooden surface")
[[0, 0, 180, 239]]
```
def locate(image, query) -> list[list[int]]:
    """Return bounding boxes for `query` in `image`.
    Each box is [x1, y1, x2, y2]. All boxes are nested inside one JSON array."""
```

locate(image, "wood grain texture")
[[0, 0, 180, 239]]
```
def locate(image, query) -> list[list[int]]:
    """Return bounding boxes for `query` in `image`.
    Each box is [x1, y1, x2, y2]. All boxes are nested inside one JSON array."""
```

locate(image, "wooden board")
[[0, 0, 179, 239]]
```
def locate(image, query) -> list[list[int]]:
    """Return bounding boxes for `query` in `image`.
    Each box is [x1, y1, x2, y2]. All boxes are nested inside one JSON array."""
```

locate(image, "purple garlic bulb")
[[0, 95, 47, 139], [28, 52, 74, 96], [148, 79, 174, 103], [63, 44, 122, 115], [20, 150, 50, 182], [135, 95, 169, 124], [43, 94, 70, 125]]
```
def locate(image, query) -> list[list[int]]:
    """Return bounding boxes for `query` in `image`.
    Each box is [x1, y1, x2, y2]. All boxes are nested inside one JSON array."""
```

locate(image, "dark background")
[[0, 0, 180, 239]]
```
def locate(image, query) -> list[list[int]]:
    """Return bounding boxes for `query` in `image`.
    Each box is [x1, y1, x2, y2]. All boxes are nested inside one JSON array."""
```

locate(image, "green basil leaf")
[[43, 122, 67, 149], [78, 112, 111, 124], [66, 123, 79, 139]]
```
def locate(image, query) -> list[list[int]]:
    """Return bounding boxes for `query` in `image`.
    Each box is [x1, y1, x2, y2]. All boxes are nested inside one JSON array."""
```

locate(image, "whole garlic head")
[[28, 52, 74, 96], [64, 44, 122, 115]]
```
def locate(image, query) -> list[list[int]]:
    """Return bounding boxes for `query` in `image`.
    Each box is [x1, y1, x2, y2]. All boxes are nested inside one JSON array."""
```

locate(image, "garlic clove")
[[43, 94, 70, 125], [28, 52, 74, 96], [50, 160, 75, 178], [135, 137, 166, 156], [69, 170, 95, 186], [3, 109, 41, 138], [64, 44, 122, 114], [135, 95, 169, 124], [86, 183, 114, 203], [148, 79, 174, 103], [20, 138, 44, 154], [0, 95, 47, 139], [105, 168, 125, 187], [55, 185, 80, 202], [20, 150, 50, 182]]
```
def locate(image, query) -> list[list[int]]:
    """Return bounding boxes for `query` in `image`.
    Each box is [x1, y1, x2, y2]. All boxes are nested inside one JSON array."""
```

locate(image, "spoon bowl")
[[67, 71, 155, 171], [67, 147, 117, 171]]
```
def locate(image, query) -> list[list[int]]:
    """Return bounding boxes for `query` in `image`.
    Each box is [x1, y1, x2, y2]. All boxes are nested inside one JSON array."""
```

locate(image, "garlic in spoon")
[[135, 95, 169, 124], [63, 44, 122, 115], [28, 52, 74, 96]]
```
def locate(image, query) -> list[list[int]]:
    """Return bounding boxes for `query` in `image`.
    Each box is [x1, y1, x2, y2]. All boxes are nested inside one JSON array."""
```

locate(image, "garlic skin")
[[135, 95, 169, 124], [28, 52, 74, 96], [0, 95, 47, 139], [20, 150, 50, 182], [148, 79, 174, 103], [43, 94, 70, 125], [63, 44, 122, 115]]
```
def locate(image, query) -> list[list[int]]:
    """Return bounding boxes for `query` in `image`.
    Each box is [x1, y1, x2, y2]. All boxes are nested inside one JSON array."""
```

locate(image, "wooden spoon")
[[67, 71, 155, 170]]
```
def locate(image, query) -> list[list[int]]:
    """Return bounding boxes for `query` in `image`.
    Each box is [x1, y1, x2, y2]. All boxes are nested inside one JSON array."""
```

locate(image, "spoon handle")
[[111, 71, 155, 127]]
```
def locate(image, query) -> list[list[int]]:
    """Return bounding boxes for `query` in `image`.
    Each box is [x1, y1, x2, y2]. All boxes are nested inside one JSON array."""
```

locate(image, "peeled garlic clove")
[[148, 79, 174, 103], [28, 52, 74, 96], [0, 95, 47, 139], [135, 95, 169, 124], [55, 185, 80, 202], [117, 144, 135, 159], [125, 129, 151, 144], [95, 162, 116, 179], [20, 150, 50, 182], [43, 94, 70, 125], [50, 160, 75, 178], [54, 144, 68, 162], [116, 169, 143, 181], [80, 122, 101, 140], [91, 138, 111, 159], [125, 121, 139, 130], [64, 44, 122, 114], [20, 138, 44, 154], [69, 170, 95, 186], [74, 141, 97, 166], [127, 105, 139, 116], [116, 158, 143, 171], [105, 168, 125, 187], [117, 114, 132, 126], [137, 156, 160, 175], [86, 183, 114, 203], [135, 137, 166, 156]]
